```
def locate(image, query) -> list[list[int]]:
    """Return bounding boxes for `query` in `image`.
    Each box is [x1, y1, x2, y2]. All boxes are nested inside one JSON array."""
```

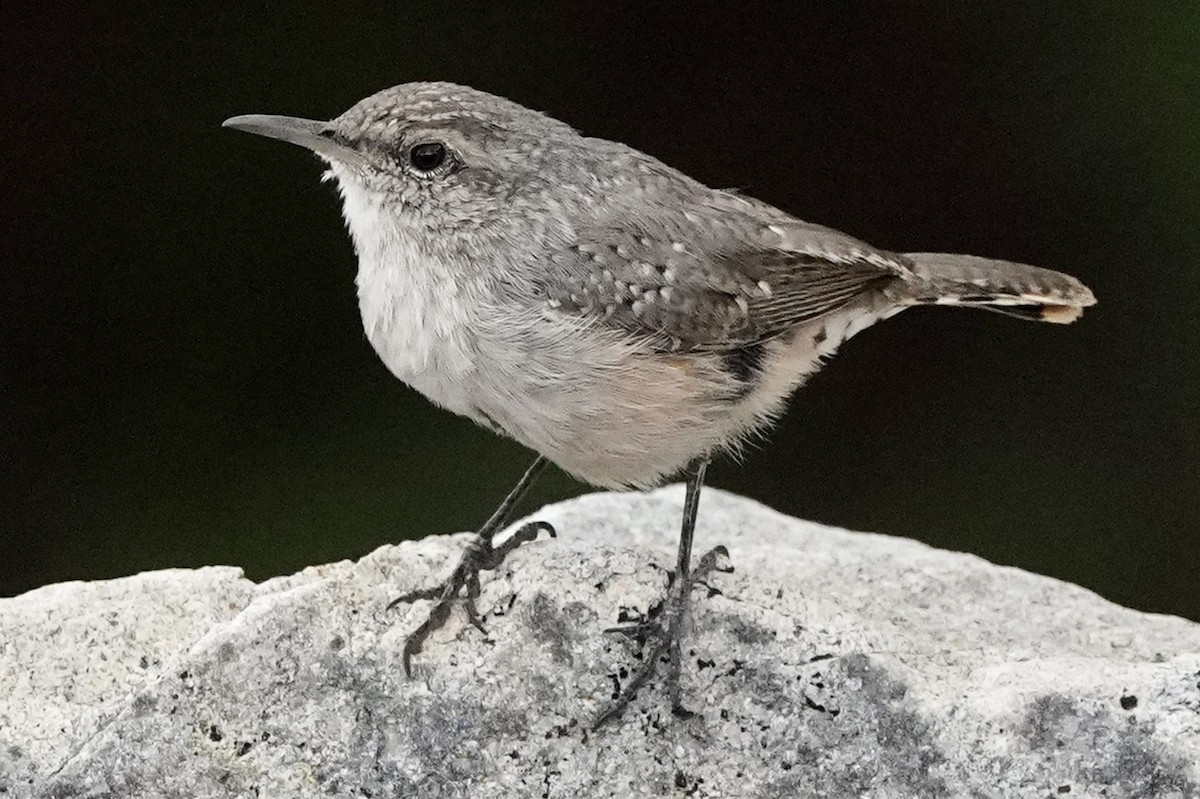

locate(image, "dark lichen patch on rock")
[[1024, 694, 1079, 750], [520, 593, 600, 671], [756, 653, 950, 799], [1021, 694, 1197, 798], [523, 591, 577, 665], [717, 658, 793, 712], [722, 614, 776, 645]]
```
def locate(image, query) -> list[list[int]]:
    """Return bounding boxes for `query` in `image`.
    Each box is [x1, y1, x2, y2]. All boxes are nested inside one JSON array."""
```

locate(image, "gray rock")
[[2, 488, 1198, 798]]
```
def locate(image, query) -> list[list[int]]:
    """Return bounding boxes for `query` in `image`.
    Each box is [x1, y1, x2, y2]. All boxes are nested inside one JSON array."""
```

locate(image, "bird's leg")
[[389, 455, 554, 676], [664, 458, 707, 715], [595, 459, 732, 728]]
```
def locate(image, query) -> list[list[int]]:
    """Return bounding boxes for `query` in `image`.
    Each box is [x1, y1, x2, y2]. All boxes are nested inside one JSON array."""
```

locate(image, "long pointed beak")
[[222, 114, 367, 166]]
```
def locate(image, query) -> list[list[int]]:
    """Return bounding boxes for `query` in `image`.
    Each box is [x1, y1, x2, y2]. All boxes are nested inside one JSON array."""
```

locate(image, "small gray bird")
[[224, 82, 1095, 723]]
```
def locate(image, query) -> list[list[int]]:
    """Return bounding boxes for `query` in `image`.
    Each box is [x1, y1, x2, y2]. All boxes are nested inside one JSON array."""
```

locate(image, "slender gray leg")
[[595, 459, 731, 728], [389, 455, 553, 676], [666, 458, 707, 715]]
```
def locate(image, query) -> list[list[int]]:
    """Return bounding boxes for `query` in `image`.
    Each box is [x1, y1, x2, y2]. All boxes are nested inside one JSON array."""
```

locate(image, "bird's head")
[[224, 82, 612, 258]]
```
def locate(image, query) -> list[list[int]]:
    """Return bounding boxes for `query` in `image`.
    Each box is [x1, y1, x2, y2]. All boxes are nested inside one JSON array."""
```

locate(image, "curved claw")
[[509, 520, 557, 545], [603, 620, 660, 639], [488, 520, 556, 566], [463, 600, 488, 635], [387, 585, 440, 611], [694, 545, 734, 579]]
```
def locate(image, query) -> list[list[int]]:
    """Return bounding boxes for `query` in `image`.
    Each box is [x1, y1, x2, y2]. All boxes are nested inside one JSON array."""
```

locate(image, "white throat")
[[329, 167, 482, 417]]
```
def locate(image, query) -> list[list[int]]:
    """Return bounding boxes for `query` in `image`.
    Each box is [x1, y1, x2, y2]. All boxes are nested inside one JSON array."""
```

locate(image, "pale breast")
[[357, 255, 488, 421], [336, 169, 484, 418]]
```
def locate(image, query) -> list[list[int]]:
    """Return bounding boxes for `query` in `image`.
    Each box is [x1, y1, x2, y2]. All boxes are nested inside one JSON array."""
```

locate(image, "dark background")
[[3, 4, 1197, 620]]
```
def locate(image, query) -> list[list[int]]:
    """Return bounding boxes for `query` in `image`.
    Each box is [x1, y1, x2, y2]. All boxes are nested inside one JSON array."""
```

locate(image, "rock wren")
[[224, 81, 1095, 723]]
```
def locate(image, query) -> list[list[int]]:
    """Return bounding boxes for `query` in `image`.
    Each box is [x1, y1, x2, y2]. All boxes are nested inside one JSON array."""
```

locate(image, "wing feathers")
[[540, 201, 907, 352]]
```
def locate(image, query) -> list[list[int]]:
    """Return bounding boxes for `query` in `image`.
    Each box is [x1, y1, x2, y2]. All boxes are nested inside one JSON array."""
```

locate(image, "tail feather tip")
[[1040, 304, 1086, 324]]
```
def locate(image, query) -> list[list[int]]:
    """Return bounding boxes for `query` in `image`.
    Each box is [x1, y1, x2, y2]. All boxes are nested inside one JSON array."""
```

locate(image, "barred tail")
[[896, 252, 1097, 324]]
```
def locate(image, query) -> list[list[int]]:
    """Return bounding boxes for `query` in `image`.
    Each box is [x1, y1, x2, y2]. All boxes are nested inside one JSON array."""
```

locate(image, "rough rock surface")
[[2, 488, 1198, 799]]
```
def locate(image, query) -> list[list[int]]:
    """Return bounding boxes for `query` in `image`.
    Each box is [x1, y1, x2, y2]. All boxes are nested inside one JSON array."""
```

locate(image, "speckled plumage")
[[228, 82, 1095, 489]]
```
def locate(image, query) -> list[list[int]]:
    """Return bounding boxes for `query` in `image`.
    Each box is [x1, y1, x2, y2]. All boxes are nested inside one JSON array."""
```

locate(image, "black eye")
[[408, 142, 446, 172]]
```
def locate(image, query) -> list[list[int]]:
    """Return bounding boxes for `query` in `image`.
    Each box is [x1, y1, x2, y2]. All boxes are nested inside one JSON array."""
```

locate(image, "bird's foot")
[[388, 520, 556, 676], [593, 545, 733, 729]]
